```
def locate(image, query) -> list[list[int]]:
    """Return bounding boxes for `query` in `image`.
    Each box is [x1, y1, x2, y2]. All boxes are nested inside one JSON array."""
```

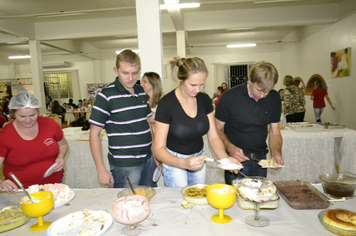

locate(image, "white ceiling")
[[0, 0, 356, 64]]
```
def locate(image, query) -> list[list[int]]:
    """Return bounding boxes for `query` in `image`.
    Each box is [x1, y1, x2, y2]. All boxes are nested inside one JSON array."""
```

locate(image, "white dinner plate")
[[27, 184, 75, 208], [152, 167, 162, 182], [54, 191, 75, 208], [218, 163, 243, 170], [44, 163, 59, 178], [47, 209, 113, 236]]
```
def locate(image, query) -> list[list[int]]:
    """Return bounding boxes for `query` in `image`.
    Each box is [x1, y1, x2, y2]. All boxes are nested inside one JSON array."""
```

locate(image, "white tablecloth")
[[267, 127, 356, 182], [339, 130, 356, 174], [267, 127, 336, 182], [1, 185, 354, 236]]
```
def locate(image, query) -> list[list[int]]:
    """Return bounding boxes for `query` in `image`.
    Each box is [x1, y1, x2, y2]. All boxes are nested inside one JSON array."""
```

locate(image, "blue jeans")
[[224, 155, 267, 185], [110, 154, 157, 188], [314, 108, 324, 122], [163, 148, 206, 188]]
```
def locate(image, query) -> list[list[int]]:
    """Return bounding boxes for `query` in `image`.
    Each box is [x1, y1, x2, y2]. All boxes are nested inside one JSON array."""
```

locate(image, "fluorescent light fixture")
[[8, 55, 31, 59], [227, 43, 256, 48], [37, 12, 87, 18], [116, 50, 139, 54], [160, 3, 200, 10], [254, 0, 303, 3]]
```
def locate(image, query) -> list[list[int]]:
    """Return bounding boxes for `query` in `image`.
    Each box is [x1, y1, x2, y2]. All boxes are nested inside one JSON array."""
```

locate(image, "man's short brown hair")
[[116, 49, 141, 69], [249, 61, 278, 92]]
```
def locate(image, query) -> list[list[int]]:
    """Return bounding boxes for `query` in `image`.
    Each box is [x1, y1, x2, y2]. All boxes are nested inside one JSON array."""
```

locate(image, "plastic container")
[[275, 180, 330, 209]]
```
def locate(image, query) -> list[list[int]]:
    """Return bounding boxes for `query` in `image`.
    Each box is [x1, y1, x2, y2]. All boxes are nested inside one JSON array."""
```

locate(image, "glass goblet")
[[112, 195, 151, 236]]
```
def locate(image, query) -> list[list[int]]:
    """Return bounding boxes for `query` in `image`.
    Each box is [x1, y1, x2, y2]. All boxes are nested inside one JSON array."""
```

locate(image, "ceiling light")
[[227, 43, 256, 48], [37, 12, 87, 18], [8, 55, 31, 59], [160, 3, 200, 10], [116, 50, 139, 54], [254, 0, 304, 3]]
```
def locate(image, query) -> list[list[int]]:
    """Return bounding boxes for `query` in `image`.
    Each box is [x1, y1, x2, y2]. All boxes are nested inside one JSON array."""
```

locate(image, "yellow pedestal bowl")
[[207, 184, 236, 224], [21, 191, 54, 232]]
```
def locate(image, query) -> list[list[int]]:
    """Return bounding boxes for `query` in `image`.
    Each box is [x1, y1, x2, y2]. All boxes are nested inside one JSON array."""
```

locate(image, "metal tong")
[[9, 172, 34, 203]]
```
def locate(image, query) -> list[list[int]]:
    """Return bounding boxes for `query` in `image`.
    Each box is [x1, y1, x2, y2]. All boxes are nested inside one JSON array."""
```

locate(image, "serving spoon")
[[125, 176, 136, 195], [9, 172, 34, 203]]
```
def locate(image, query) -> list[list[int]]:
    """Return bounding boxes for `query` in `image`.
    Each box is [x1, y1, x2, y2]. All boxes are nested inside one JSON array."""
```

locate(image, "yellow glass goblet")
[[207, 184, 236, 224], [21, 191, 54, 231]]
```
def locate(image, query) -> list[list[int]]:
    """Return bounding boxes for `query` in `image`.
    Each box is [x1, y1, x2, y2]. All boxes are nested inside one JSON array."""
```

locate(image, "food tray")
[[287, 123, 324, 132], [235, 191, 280, 210], [318, 210, 356, 236], [275, 180, 330, 209], [322, 122, 346, 130]]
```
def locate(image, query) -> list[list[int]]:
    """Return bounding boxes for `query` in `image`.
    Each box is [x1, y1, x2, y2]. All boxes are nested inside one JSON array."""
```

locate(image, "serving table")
[[1, 185, 354, 236]]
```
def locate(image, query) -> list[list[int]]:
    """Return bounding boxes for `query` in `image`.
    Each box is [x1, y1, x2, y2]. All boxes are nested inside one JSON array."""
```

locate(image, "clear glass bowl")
[[0, 206, 30, 233], [181, 183, 208, 205], [318, 209, 356, 236], [319, 174, 356, 198], [117, 186, 156, 201]]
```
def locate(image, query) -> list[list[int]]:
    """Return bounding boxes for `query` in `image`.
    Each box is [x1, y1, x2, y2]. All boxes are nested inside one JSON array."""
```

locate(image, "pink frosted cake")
[[27, 183, 74, 206]]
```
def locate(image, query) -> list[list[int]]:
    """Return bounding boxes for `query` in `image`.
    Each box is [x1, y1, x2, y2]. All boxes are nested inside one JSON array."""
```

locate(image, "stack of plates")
[[62, 127, 82, 136]]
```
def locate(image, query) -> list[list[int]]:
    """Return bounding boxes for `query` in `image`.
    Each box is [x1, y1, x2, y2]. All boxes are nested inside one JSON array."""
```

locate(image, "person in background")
[[51, 100, 66, 122], [154, 57, 241, 188], [141, 72, 164, 125], [278, 89, 284, 102], [87, 99, 94, 109], [83, 99, 88, 108], [45, 94, 52, 109], [222, 82, 228, 92], [0, 92, 68, 192], [215, 61, 284, 185], [214, 86, 224, 108], [68, 98, 78, 110], [1, 96, 10, 117], [0, 114, 6, 128], [282, 75, 305, 122], [77, 99, 83, 108], [89, 49, 157, 188], [311, 80, 335, 123]]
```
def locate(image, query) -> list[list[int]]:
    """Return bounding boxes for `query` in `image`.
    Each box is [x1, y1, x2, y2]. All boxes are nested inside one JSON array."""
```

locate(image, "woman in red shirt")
[[310, 81, 335, 123], [0, 92, 68, 192]]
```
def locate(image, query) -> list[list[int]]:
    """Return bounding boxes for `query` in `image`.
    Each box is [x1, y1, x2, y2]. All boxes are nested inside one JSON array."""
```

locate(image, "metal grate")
[[229, 65, 248, 88]]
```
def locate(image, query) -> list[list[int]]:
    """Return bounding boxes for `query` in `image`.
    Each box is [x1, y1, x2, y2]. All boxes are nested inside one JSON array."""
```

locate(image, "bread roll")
[[323, 209, 356, 231]]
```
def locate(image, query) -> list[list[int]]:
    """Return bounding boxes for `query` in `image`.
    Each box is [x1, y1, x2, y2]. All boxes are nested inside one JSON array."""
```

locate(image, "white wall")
[[1, 12, 355, 130], [281, 13, 356, 129]]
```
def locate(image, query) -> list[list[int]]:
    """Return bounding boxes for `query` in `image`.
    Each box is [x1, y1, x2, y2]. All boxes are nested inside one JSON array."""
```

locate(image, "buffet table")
[[1, 185, 355, 236]]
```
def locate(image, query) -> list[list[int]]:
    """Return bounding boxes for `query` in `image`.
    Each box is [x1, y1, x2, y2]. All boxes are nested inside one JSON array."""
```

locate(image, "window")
[[228, 64, 253, 88], [44, 72, 73, 99]]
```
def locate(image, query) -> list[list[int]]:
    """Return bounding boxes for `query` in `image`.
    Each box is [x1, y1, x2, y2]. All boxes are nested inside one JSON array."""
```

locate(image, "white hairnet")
[[8, 92, 40, 110]]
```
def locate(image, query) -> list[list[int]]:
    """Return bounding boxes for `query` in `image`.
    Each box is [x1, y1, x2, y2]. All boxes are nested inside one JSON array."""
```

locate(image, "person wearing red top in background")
[[310, 80, 335, 123], [214, 86, 224, 108], [0, 92, 68, 192], [0, 114, 7, 128]]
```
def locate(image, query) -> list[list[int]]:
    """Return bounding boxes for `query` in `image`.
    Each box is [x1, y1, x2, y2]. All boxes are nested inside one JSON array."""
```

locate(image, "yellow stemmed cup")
[[207, 184, 236, 224], [21, 191, 54, 231]]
